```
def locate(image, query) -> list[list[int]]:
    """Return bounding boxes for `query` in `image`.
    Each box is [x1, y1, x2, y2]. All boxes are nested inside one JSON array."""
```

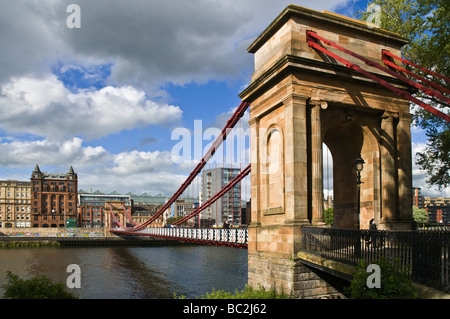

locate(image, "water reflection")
[[0, 245, 247, 299]]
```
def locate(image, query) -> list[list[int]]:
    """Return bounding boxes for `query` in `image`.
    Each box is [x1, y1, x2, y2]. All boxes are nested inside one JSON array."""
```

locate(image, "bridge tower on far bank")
[[239, 5, 415, 298]]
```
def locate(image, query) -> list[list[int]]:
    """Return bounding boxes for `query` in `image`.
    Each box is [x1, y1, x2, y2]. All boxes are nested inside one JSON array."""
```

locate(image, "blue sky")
[[0, 0, 446, 197]]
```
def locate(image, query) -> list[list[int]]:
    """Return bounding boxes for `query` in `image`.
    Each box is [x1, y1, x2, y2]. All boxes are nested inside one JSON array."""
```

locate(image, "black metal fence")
[[301, 226, 450, 293]]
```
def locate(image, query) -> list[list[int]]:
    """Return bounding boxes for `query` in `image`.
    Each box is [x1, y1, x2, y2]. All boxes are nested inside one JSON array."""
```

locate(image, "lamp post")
[[355, 153, 365, 229], [355, 153, 365, 258]]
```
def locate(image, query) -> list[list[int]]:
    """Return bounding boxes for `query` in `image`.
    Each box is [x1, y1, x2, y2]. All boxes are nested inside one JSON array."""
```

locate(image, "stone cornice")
[[248, 4, 409, 54], [239, 54, 414, 103]]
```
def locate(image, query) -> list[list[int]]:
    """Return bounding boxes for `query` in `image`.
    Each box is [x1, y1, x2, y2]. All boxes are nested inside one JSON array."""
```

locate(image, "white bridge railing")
[[111, 227, 248, 247]]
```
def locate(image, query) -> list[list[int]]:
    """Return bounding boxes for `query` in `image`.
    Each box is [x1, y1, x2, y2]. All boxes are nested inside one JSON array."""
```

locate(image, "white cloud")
[[0, 136, 189, 195], [0, 137, 108, 168], [0, 0, 351, 90], [109, 150, 174, 176], [0, 74, 182, 140]]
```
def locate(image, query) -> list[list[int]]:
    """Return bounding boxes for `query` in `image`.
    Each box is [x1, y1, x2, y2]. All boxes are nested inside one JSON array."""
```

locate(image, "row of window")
[[0, 199, 31, 204], [0, 192, 31, 197], [0, 214, 30, 220], [0, 206, 30, 212]]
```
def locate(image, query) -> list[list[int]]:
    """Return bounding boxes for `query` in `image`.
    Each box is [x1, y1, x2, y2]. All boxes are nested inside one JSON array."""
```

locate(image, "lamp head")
[[355, 153, 365, 172]]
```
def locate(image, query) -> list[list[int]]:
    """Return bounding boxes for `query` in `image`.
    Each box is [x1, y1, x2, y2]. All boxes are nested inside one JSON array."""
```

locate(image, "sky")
[[0, 0, 447, 198]]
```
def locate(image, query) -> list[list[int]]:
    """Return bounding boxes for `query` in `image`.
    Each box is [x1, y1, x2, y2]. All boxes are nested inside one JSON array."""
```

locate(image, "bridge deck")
[[110, 227, 248, 248]]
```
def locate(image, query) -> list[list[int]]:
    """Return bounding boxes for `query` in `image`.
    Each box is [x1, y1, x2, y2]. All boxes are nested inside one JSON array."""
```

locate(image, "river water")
[[0, 245, 248, 299]]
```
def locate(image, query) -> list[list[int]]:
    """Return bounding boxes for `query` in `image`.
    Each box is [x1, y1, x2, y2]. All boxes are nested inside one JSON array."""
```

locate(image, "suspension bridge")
[[109, 5, 449, 297]]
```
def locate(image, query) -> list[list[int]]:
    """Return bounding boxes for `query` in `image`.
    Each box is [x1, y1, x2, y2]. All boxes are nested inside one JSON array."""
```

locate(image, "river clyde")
[[0, 245, 248, 299]]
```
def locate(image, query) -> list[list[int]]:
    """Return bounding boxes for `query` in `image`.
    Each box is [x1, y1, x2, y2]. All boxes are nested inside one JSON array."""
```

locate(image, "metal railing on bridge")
[[111, 227, 248, 248], [301, 226, 450, 293]]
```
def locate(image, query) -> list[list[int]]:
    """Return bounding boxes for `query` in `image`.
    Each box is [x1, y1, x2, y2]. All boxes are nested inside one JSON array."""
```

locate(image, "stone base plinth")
[[248, 250, 346, 299]]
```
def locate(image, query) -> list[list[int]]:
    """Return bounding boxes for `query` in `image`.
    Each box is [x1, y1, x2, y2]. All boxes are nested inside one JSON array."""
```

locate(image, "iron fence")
[[112, 227, 248, 248], [301, 226, 450, 293]]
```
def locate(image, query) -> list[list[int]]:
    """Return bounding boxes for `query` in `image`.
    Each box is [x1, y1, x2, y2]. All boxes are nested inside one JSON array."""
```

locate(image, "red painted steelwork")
[[382, 49, 450, 83], [109, 164, 251, 231], [306, 31, 450, 123], [173, 164, 251, 226], [382, 50, 450, 96], [112, 100, 250, 232], [111, 229, 248, 248]]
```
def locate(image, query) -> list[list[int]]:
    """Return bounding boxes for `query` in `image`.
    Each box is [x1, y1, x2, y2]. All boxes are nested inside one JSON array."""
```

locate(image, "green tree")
[[166, 216, 184, 225], [324, 207, 334, 226], [2, 271, 78, 299], [357, 0, 450, 190], [413, 206, 429, 226]]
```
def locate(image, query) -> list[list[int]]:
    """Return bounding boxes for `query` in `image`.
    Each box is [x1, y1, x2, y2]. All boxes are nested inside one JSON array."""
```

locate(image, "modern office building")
[[201, 167, 242, 227]]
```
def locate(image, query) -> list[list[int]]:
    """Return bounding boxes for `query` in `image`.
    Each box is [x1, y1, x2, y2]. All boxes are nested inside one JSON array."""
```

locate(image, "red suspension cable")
[[306, 31, 449, 123], [382, 49, 450, 83], [121, 203, 137, 226], [125, 100, 250, 231], [382, 50, 450, 96], [173, 164, 251, 226]]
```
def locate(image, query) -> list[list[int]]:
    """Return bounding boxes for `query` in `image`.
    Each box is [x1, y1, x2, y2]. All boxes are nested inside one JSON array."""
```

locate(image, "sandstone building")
[[30, 165, 78, 228], [0, 180, 32, 228]]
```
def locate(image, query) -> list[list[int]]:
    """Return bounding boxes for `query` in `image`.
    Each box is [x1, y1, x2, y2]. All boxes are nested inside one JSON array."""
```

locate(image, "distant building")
[[413, 187, 424, 208], [0, 180, 32, 228], [424, 196, 450, 225], [30, 165, 78, 228], [128, 192, 169, 205], [201, 167, 242, 227], [132, 203, 165, 228], [78, 190, 131, 228], [166, 197, 199, 226]]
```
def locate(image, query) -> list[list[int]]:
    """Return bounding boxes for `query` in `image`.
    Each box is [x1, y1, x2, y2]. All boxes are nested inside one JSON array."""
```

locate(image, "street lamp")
[[355, 153, 365, 229], [355, 153, 365, 258]]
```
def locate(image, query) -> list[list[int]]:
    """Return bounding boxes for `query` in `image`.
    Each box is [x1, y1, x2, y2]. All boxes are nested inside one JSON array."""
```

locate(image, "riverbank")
[[0, 236, 187, 248], [0, 235, 190, 248], [0, 227, 188, 248]]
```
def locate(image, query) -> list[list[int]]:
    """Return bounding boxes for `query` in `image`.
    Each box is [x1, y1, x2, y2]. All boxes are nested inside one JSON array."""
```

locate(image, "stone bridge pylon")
[[239, 5, 415, 298]]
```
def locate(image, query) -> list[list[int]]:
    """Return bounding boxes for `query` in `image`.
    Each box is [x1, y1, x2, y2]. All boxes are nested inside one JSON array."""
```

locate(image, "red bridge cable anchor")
[[305, 31, 450, 123]]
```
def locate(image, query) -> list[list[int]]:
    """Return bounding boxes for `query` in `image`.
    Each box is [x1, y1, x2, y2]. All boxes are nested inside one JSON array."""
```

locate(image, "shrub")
[[175, 284, 292, 299], [2, 271, 78, 299], [346, 257, 417, 299]]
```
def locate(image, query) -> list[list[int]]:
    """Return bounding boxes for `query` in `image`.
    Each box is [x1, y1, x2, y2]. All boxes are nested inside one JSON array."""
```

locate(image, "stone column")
[[310, 100, 326, 226], [379, 112, 397, 229], [285, 94, 311, 229], [396, 112, 414, 229], [248, 116, 261, 252]]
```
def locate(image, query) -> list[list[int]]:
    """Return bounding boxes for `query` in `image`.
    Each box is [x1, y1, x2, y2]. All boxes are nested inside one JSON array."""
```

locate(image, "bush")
[[346, 257, 417, 299], [175, 284, 292, 299], [2, 271, 78, 299], [324, 207, 334, 226]]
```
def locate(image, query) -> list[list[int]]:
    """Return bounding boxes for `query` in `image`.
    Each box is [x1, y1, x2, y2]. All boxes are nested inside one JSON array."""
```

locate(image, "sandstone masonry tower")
[[239, 5, 415, 298]]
